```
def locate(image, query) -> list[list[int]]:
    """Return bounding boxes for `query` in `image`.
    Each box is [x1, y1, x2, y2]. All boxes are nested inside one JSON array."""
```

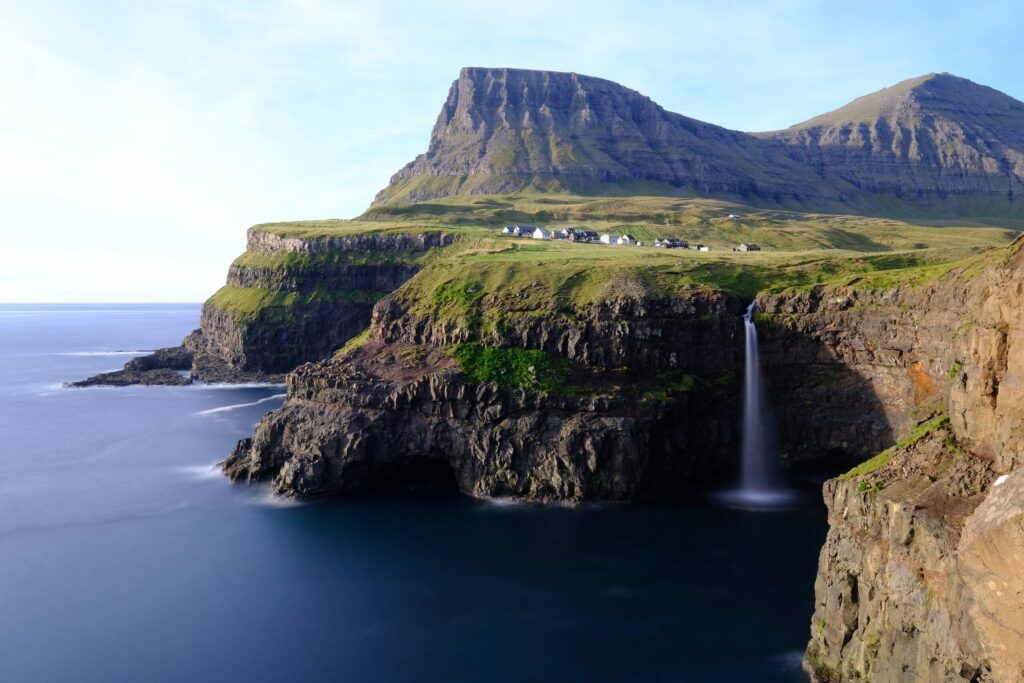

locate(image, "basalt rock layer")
[[752, 237, 1024, 681], [195, 229, 454, 376], [223, 291, 746, 503], [376, 68, 1024, 218]]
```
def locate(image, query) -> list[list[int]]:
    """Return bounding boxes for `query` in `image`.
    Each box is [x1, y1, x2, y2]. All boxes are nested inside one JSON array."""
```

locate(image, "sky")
[[3, 0, 1024, 301]]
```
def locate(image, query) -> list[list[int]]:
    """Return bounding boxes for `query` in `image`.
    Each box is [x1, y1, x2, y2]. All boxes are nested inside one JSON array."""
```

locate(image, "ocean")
[[0, 304, 825, 682]]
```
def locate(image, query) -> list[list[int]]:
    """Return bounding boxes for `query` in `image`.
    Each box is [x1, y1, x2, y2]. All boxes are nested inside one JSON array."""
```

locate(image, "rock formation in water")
[[69, 346, 194, 386], [376, 68, 1024, 217]]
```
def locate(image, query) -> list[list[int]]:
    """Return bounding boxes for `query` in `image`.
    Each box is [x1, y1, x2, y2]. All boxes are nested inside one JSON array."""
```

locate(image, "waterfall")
[[715, 301, 795, 509], [740, 300, 777, 493]]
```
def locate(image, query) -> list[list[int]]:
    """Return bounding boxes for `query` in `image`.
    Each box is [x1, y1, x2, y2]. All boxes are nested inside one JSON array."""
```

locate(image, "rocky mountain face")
[[375, 68, 1024, 218], [375, 67, 851, 210], [754, 237, 1024, 681], [762, 73, 1024, 214]]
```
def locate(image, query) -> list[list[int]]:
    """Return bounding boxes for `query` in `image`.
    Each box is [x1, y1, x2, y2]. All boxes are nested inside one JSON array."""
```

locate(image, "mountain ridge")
[[374, 67, 1024, 218]]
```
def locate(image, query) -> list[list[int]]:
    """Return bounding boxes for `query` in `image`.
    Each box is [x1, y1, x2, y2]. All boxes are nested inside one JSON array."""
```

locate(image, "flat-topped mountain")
[[374, 67, 851, 210], [375, 68, 1024, 218]]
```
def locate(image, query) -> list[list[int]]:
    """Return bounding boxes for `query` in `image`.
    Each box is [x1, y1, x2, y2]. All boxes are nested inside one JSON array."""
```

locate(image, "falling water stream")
[[715, 301, 797, 510]]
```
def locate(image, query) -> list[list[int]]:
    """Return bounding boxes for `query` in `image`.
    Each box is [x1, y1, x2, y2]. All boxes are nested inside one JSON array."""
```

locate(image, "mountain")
[[374, 68, 1024, 218], [373, 67, 853, 210], [761, 73, 1024, 212]]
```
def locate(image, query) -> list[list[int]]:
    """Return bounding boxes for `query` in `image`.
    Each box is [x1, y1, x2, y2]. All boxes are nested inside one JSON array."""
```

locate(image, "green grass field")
[[211, 193, 1020, 327]]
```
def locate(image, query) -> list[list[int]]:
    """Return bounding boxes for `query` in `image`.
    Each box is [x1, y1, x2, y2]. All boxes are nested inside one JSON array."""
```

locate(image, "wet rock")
[[70, 367, 191, 387]]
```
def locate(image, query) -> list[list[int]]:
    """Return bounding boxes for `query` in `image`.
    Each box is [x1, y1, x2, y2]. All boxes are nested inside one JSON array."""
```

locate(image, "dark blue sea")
[[0, 304, 825, 682]]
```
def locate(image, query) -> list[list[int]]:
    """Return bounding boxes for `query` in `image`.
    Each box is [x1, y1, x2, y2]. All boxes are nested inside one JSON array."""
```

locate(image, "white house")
[[502, 226, 514, 235], [531, 227, 552, 240], [616, 234, 636, 246], [599, 233, 614, 244]]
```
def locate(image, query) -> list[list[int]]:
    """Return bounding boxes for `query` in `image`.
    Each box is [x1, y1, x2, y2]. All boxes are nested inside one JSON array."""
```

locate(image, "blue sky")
[[3, 0, 1024, 301]]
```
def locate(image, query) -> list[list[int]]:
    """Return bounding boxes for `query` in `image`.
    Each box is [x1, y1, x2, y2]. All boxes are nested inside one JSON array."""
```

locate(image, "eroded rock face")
[[374, 67, 846, 208], [780, 238, 1024, 681], [958, 471, 1024, 682], [376, 68, 1024, 216], [763, 73, 1024, 211], [194, 230, 454, 376], [224, 291, 745, 503], [804, 427, 995, 682]]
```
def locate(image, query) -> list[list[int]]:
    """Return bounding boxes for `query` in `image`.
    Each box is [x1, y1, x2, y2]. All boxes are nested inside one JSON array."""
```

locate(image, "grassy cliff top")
[[398, 236, 995, 310], [213, 193, 1018, 328], [269, 194, 1016, 246]]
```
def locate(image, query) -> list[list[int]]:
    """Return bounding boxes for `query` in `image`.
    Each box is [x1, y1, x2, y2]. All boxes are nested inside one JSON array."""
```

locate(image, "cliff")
[[217, 230, 1024, 675], [73, 225, 455, 386], [375, 68, 1024, 219], [753, 237, 1024, 681], [223, 279, 746, 502], [190, 228, 453, 377]]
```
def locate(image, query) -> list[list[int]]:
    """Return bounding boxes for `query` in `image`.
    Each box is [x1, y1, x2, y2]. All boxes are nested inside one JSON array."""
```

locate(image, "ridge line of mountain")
[[374, 67, 1024, 219]]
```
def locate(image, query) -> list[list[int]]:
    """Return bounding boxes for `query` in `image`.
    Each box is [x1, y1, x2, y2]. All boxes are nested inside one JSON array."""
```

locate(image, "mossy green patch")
[[451, 342, 573, 394], [841, 414, 951, 480], [644, 370, 698, 401], [207, 286, 387, 324], [333, 329, 371, 358]]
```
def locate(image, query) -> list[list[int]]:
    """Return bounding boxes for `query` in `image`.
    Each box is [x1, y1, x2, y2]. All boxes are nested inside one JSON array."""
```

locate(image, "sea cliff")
[[223, 286, 745, 502], [754, 238, 1024, 681]]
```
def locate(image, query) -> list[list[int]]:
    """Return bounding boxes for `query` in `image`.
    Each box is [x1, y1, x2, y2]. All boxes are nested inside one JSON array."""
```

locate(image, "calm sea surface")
[[0, 304, 825, 682]]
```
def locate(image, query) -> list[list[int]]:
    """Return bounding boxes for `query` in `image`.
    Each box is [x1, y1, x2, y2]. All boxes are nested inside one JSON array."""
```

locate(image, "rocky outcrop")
[[223, 290, 745, 503], [69, 346, 194, 386], [804, 422, 998, 682], [194, 228, 454, 376], [760, 237, 1024, 680], [72, 228, 457, 386], [375, 68, 1024, 218]]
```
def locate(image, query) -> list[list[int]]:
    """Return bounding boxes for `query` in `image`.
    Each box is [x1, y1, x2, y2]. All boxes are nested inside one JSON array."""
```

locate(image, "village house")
[[691, 244, 710, 252], [574, 230, 599, 242], [599, 233, 615, 244], [531, 226, 552, 240], [653, 238, 688, 249], [509, 225, 539, 237], [733, 242, 761, 252], [616, 234, 636, 246]]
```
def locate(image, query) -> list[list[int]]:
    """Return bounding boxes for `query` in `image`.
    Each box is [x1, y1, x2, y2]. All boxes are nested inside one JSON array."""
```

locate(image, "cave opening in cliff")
[[353, 456, 460, 495]]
